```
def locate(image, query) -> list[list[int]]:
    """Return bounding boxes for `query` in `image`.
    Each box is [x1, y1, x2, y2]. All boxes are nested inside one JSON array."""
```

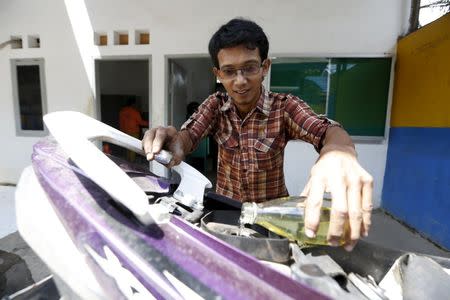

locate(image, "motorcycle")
[[11, 112, 450, 300]]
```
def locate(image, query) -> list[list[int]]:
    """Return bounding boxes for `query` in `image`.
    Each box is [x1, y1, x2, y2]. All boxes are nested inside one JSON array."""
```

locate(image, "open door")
[[167, 57, 217, 184], [96, 58, 150, 160], [168, 61, 188, 129]]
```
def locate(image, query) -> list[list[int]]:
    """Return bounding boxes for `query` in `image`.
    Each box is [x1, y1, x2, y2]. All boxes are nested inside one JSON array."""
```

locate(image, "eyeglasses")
[[217, 61, 265, 80]]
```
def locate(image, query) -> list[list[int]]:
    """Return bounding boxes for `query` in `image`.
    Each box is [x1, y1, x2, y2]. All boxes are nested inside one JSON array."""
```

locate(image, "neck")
[[234, 87, 262, 119], [236, 108, 250, 119]]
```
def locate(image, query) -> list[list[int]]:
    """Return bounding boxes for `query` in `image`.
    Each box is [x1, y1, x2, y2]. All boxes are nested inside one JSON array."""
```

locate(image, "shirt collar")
[[220, 85, 272, 117], [256, 86, 272, 117], [220, 94, 233, 112]]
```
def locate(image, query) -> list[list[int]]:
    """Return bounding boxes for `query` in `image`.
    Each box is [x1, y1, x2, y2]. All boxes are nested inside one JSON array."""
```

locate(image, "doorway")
[[96, 58, 150, 161], [167, 57, 218, 184]]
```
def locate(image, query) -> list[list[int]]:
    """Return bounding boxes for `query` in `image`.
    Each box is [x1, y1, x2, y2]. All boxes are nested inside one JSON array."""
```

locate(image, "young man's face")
[[214, 45, 270, 115]]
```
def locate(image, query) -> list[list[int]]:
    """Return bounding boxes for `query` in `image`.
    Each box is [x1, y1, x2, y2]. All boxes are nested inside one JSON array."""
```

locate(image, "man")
[[142, 18, 373, 251], [119, 97, 149, 162]]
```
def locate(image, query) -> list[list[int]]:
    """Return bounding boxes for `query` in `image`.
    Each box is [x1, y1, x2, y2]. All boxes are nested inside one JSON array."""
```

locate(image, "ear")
[[212, 67, 219, 77], [213, 67, 222, 83], [262, 59, 271, 77]]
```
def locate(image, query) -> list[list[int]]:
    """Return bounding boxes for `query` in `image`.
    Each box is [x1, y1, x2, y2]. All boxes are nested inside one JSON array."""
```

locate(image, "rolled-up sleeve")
[[284, 95, 341, 152], [181, 93, 220, 152]]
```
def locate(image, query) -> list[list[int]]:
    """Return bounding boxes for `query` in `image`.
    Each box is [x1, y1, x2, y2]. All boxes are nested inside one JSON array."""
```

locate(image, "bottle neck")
[[240, 202, 258, 225]]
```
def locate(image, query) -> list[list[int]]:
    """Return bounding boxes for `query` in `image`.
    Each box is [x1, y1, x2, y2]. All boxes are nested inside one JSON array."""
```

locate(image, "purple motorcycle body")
[[31, 137, 327, 299]]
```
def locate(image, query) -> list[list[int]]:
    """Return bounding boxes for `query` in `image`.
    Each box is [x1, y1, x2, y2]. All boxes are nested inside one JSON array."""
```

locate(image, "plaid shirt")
[[181, 87, 339, 203]]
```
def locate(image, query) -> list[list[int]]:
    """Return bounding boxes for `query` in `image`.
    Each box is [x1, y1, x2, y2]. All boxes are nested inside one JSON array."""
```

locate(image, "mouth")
[[234, 89, 249, 95]]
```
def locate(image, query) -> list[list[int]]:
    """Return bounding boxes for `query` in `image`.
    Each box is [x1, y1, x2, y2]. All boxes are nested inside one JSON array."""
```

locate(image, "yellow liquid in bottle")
[[255, 207, 335, 246], [240, 196, 346, 246]]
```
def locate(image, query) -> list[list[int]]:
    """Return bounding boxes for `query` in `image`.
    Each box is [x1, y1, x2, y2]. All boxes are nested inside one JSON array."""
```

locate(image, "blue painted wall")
[[383, 128, 450, 248], [382, 14, 450, 250]]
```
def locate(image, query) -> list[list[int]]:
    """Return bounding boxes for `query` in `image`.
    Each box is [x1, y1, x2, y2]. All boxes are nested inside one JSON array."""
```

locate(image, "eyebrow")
[[219, 59, 260, 69]]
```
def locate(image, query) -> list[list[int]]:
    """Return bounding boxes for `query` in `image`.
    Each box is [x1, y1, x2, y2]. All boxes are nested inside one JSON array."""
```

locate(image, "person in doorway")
[[119, 96, 149, 162], [142, 18, 373, 251], [186, 101, 200, 120]]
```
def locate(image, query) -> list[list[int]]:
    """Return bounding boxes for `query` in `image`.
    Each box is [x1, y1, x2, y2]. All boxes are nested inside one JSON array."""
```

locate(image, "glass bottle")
[[239, 196, 347, 246]]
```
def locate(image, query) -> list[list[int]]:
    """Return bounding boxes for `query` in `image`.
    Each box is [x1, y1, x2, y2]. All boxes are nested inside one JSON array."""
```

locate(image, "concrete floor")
[[0, 185, 51, 290], [1, 184, 449, 296], [363, 209, 449, 257]]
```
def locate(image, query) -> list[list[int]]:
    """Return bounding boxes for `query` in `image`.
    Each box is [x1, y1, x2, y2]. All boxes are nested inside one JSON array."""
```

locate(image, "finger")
[[300, 178, 311, 197], [166, 156, 182, 168], [166, 125, 178, 136], [166, 160, 176, 169], [152, 127, 168, 155], [304, 177, 325, 238], [345, 175, 362, 251], [328, 180, 348, 246], [342, 222, 356, 251], [361, 171, 373, 237], [344, 239, 358, 252], [142, 129, 156, 160]]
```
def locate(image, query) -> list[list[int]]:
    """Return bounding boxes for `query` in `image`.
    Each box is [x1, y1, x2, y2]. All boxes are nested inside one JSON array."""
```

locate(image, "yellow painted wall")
[[391, 13, 450, 127]]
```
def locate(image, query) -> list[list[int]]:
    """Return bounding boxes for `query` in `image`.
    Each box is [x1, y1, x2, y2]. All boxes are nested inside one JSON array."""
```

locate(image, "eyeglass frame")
[[215, 59, 267, 80]]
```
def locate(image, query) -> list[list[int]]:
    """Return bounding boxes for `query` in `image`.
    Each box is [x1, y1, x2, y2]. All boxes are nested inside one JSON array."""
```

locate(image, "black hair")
[[186, 101, 200, 119], [208, 18, 269, 68]]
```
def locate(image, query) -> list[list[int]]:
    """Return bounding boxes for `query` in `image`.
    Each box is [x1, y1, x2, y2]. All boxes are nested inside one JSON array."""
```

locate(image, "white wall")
[[0, 0, 411, 207], [0, 0, 95, 183], [284, 141, 388, 207]]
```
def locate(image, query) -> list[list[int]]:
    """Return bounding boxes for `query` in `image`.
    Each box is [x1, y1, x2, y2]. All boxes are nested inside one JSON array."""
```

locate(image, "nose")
[[234, 70, 247, 84]]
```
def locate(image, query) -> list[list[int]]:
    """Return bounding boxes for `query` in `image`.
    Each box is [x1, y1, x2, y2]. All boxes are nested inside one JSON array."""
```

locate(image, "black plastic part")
[[203, 192, 242, 211], [201, 210, 291, 263]]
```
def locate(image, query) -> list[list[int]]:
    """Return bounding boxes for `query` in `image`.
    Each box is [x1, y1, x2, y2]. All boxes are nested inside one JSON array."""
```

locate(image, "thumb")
[[166, 138, 185, 168]]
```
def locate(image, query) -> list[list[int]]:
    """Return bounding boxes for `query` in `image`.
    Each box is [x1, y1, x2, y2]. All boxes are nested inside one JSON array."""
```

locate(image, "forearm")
[[320, 126, 356, 157]]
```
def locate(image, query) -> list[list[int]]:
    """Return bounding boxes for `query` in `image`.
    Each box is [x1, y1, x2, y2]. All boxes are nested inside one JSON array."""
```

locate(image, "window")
[[135, 30, 150, 45], [11, 59, 47, 136], [113, 31, 129, 45], [270, 57, 392, 138]]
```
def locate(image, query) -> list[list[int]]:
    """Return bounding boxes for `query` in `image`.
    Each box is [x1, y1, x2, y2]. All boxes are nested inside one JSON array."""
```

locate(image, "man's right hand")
[[142, 126, 190, 168]]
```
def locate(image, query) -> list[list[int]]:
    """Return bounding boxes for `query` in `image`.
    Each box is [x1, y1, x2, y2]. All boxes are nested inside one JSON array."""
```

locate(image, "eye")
[[243, 64, 260, 74], [221, 69, 236, 77]]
